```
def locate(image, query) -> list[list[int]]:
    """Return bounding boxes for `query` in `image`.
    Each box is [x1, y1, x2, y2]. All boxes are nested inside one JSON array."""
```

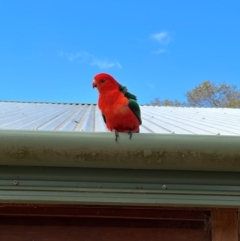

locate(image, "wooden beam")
[[0, 204, 209, 220], [0, 216, 210, 241], [211, 209, 238, 241]]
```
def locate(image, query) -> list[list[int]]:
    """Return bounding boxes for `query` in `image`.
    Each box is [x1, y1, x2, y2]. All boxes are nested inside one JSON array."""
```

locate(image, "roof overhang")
[[1, 130, 240, 207], [0, 130, 240, 171]]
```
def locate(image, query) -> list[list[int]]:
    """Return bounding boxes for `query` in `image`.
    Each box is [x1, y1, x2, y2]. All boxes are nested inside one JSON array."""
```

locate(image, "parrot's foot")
[[128, 130, 132, 140], [115, 130, 119, 142]]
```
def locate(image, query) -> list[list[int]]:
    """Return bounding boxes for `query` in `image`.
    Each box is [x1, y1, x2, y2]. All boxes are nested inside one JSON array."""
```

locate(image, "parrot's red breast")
[[93, 73, 141, 134]]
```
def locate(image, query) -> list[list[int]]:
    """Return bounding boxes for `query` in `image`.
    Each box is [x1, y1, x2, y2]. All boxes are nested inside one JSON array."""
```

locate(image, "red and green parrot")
[[92, 73, 142, 141]]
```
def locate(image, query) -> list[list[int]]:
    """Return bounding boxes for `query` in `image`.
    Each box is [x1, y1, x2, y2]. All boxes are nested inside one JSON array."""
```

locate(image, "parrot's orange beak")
[[92, 80, 97, 88]]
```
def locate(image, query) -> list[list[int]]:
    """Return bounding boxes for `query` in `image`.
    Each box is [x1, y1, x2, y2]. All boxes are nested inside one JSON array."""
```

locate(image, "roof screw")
[[13, 180, 19, 186], [162, 184, 167, 190]]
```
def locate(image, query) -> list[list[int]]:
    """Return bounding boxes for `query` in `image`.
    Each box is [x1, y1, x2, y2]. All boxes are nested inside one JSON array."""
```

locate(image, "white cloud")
[[151, 31, 172, 45], [57, 51, 122, 69], [91, 59, 122, 69], [150, 31, 173, 54]]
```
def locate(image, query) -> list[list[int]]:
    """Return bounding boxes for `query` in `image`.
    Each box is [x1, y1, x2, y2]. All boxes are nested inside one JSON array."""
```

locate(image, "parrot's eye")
[[100, 79, 105, 83]]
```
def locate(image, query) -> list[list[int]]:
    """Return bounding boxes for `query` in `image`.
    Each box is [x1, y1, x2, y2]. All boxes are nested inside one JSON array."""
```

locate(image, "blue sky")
[[0, 0, 239, 104]]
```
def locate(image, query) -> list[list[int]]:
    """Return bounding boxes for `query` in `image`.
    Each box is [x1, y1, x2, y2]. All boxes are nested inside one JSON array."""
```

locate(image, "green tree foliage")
[[186, 81, 240, 107], [150, 98, 186, 107], [150, 81, 240, 108]]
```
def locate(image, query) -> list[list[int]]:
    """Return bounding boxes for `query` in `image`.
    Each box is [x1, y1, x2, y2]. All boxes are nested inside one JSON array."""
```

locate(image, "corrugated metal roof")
[[0, 101, 240, 135]]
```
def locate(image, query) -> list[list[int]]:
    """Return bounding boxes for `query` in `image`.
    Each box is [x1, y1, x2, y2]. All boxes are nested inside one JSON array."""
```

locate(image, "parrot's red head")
[[92, 73, 119, 93]]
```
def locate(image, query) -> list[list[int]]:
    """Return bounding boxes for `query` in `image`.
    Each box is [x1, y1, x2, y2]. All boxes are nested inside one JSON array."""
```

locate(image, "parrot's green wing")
[[119, 84, 137, 101], [119, 84, 142, 125], [102, 114, 106, 123], [128, 99, 142, 125]]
